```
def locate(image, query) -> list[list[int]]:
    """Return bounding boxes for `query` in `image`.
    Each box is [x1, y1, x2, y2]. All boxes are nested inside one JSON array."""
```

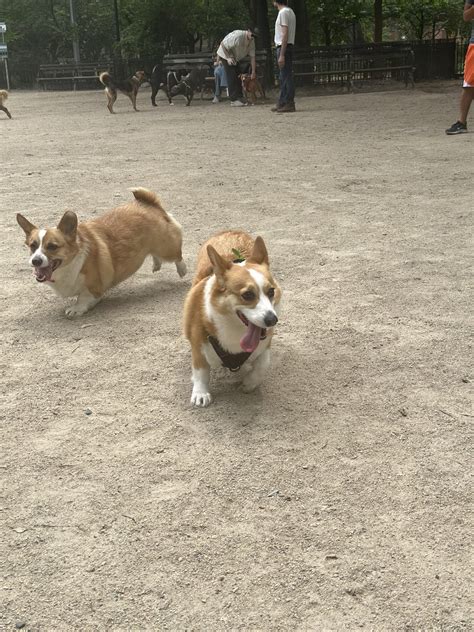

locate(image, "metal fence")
[[1, 40, 470, 90]]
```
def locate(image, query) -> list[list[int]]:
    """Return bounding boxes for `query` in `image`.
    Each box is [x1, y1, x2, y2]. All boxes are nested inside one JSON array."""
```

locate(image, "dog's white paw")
[[241, 377, 261, 393], [191, 390, 212, 407], [65, 305, 88, 318], [176, 260, 187, 278]]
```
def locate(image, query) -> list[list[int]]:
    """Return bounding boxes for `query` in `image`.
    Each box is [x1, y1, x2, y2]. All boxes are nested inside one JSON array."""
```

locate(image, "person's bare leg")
[[459, 87, 474, 124]]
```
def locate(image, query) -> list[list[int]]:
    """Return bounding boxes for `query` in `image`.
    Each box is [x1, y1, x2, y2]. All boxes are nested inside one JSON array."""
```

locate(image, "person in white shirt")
[[217, 28, 257, 106], [272, 1, 296, 113]]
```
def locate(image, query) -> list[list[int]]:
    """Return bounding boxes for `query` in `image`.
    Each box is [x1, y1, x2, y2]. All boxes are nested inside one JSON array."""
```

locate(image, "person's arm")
[[464, 2, 474, 21], [278, 25, 288, 68], [249, 39, 257, 79], [250, 56, 257, 79]]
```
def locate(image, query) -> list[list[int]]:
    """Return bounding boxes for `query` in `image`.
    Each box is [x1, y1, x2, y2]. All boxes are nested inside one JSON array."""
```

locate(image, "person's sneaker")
[[271, 104, 281, 112], [445, 121, 467, 135], [230, 100, 246, 107], [212, 96, 220, 104], [277, 103, 296, 113]]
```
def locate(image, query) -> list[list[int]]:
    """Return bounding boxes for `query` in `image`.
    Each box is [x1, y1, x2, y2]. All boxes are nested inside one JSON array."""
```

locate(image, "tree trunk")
[[247, 0, 273, 86], [290, 0, 311, 48], [374, 0, 383, 43]]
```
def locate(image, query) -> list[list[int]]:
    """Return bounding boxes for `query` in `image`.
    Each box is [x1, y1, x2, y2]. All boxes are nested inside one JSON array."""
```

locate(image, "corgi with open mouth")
[[183, 231, 281, 407], [17, 188, 186, 318]]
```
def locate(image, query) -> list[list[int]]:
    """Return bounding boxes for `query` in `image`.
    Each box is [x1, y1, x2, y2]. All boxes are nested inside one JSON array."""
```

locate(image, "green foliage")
[[0, 0, 470, 64], [384, 0, 463, 40], [306, 0, 373, 46]]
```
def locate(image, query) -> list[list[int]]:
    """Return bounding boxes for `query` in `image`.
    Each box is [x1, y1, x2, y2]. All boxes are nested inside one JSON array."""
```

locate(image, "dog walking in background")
[[150, 66, 183, 106], [240, 73, 266, 105], [0, 90, 12, 119], [169, 67, 209, 106], [99, 70, 146, 113]]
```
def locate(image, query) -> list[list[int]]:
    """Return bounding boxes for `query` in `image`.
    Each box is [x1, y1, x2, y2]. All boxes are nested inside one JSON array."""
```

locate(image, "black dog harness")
[[208, 336, 252, 372]]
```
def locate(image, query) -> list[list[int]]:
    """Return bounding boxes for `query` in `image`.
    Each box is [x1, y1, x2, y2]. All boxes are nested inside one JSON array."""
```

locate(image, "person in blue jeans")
[[272, 0, 296, 113], [212, 58, 228, 103]]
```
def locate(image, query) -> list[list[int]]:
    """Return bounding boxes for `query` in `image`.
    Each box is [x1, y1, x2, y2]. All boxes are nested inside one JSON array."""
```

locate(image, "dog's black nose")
[[264, 312, 278, 327], [32, 257, 43, 267]]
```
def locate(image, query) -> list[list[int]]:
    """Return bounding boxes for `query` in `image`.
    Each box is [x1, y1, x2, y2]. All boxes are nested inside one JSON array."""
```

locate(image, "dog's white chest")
[[47, 254, 86, 298]]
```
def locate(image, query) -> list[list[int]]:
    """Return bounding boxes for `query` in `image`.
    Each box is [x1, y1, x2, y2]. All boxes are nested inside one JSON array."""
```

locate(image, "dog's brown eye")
[[30, 242, 38, 251], [268, 288, 275, 299], [241, 290, 256, 302], [47, 243, 59, 251]]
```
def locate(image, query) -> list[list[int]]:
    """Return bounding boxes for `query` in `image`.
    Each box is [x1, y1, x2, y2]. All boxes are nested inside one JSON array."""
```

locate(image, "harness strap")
[[208, 336, 252, 372]]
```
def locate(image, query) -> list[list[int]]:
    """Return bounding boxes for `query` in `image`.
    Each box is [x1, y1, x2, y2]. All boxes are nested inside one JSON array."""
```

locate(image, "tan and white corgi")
[[17, 188, 187, 318], [183, 231, 281, 407]]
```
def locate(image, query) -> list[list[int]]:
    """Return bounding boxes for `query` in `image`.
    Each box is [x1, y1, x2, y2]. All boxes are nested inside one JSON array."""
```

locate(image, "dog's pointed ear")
[[16, 214, 37, 236], [247, 236, 269, 266], [207, 245, 231, 287], [57, 211, 78, 238]]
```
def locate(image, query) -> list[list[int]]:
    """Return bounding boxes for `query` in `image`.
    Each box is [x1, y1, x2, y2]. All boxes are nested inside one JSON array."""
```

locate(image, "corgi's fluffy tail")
[[131, 187, 162, 207], [130, 188, 173, 223], [0, 90, 8, 105]]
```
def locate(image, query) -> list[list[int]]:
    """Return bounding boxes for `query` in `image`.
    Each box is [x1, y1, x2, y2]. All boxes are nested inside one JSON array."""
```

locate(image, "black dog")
[[150, 66, 188, 106], [169, 67, 209, 106]]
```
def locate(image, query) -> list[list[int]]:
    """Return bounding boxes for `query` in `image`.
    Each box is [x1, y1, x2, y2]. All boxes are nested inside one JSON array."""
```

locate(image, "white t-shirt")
[[275, 7, 296, 46], [217, 30, 256, 62]]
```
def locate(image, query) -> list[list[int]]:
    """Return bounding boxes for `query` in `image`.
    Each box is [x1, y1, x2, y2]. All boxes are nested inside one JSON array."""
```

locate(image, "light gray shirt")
[[217, 30, 256, 62]]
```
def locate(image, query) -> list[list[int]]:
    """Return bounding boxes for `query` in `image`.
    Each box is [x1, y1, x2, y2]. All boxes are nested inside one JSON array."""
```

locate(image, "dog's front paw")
[[241, 376, 261, 393], [191, 390, 212, 407], [65, 304, 88, 318], [176, 260, 187, 278]]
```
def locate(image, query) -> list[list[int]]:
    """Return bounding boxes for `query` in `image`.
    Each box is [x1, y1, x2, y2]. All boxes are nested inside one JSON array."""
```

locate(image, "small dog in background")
[[99, 70, 146, 113], [169, 67, 208, 106], [240, 74, 266, 105], [150, 67, 185, 106], [0, 90, 12, 119], [17, 188, 187, 318]]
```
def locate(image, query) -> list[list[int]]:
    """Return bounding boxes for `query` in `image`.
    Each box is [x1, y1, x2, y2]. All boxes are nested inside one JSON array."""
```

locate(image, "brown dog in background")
[[99, 71, 146, 113], [0, 90, 12, 119], [239, 74, 266, 105]]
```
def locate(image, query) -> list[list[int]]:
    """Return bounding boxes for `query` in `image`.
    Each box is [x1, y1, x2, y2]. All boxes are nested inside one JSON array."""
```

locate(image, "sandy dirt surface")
[[1, 82, 472, 631]]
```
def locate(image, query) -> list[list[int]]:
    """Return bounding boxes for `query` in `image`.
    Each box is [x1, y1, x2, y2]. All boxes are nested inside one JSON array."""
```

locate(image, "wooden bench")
[[37, 63, 111, 91], [163, 50, 268, 99], [292, 44, 415, 91]]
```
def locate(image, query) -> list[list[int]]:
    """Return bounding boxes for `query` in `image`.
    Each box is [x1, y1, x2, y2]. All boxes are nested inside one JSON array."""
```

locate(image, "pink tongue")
[[240, 322, 262, 353], [34, 264, 53, 282]]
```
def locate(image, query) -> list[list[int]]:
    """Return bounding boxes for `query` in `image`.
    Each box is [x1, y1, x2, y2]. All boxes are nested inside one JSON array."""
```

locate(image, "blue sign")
[[0, 44, 7, 58]]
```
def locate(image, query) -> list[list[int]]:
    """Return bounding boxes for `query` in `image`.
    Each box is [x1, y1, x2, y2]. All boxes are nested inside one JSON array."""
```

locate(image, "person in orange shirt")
[[446, 1, 474, 134]]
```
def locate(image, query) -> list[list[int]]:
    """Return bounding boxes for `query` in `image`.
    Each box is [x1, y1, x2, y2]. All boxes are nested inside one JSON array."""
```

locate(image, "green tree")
[[385, 0, 462, 40], [307, 0, 372, 46]]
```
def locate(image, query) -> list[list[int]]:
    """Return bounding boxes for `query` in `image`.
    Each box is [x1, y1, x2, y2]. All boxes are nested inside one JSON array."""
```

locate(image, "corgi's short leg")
[[65, 290, 101, 318], [242, 348, 271, 393], [152, 256, 162, 272], [191, 349, 212, 407], [175, 259, 187, 278]]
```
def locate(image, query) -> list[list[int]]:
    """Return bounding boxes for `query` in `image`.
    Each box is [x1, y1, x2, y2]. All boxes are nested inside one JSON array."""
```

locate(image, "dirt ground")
[[1, 82, 472, 631]]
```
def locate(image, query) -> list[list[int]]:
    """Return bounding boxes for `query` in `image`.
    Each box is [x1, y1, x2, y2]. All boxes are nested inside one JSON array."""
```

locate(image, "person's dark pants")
[[277, 45, 295, 106], [222, 59, 244, 102]]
